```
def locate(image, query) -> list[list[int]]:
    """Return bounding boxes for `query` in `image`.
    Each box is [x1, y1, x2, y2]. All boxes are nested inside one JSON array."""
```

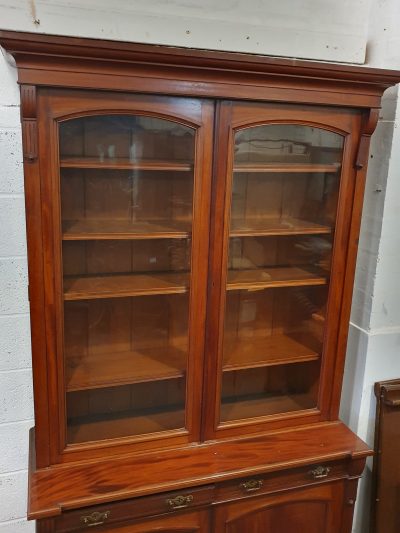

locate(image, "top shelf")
[[233, 162, 340, 173], [59, 158, 339, 174], [60, 157, 193, 172]]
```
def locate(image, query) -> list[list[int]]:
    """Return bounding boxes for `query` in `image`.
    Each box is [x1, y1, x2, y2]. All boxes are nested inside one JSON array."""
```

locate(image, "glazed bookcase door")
[[204, 101, 362, 439], [37, 90, 213, 463]]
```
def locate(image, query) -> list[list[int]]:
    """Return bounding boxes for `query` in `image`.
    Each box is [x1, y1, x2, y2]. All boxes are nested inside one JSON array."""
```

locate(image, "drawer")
[[56, 484, 214, 532], [215, 459, 349, 503]]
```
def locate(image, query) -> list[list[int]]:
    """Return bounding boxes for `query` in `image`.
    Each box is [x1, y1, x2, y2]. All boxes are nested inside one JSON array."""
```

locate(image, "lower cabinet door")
[[96, 509, 210, 533], [213, 481, 347, 533]]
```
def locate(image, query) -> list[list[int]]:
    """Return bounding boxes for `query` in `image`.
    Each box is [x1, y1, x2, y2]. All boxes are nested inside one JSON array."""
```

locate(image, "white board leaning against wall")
[[0, 0, 370, 63]]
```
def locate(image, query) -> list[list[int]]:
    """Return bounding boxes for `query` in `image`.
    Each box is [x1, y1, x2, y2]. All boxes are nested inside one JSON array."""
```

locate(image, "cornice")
[[1, 30, 400, 90]]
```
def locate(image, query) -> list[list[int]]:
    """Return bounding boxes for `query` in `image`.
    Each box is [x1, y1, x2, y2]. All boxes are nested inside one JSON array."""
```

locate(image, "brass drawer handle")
[[81, 510, 111, 527], [309, 466, 331, 480], [166, 494, 194, 510], [240, 479, 264, 493]]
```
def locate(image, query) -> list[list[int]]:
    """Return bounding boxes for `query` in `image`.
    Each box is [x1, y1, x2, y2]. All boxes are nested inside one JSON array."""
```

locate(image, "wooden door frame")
[[202, 101, 365, 441], [33, 88, 215, 466]]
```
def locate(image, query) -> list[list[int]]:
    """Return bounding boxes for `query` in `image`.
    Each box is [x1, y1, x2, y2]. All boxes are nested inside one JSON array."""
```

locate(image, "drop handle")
[[309, 466, 331, 480], [240, 479, 264, 493], [166, 494, 194, 510], [80, 510, 111, 527]]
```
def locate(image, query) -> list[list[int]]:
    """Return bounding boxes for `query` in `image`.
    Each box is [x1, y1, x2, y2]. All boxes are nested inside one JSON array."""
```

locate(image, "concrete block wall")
[[339, 1, 400, 531], [0, 54, 35, 532]]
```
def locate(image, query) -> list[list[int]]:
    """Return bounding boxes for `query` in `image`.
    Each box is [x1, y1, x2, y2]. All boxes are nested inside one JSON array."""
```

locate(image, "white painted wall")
[[0, 1, 399, 532]]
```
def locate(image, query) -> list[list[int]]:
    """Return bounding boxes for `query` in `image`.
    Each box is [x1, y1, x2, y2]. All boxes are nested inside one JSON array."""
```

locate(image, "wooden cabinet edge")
[[27, 422, 372, 521], [2, 31, 400, 107], [34, 463, 368, 532]]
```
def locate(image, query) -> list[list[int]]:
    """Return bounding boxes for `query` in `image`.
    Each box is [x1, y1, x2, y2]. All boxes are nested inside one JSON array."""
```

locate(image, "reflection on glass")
[[59, 115, 195, 443], [220, 124, 343, 423]]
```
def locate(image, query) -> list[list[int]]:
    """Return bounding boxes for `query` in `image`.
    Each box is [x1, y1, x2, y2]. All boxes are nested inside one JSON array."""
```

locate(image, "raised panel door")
[[214, 482, 345, 533], [97, 510, 210, 533]]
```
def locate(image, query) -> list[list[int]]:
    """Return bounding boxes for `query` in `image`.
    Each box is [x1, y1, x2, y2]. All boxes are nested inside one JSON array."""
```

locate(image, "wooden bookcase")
[[1, 30, 399, 533]]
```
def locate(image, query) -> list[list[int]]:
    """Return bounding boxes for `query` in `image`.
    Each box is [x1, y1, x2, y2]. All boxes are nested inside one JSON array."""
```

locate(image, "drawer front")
[[56, 485, 214, 532], [215, 460, 349, 503]]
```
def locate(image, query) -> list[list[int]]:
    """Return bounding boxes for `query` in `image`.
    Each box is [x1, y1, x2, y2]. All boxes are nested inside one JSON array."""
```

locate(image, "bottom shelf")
[[67, 405, 185, 444], [220, 393, 316, 423]]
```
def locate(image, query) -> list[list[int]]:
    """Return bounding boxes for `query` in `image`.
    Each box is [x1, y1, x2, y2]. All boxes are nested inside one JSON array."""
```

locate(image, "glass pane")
[[59, 115, 195, 444], [220, 124, 344, 423]]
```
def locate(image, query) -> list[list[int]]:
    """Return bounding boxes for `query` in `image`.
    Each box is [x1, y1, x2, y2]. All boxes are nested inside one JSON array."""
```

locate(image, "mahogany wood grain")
[[100, 509, 210, 532], [56, 486, 213, 532], [20, 85, 52, 468], [47, 509, 211, 532], [214, 458, 351, 504], [2, 31, 400, 109], [38, 459, 365, 532], [28, 422, 370, 519], [213, 482, 345, 533]]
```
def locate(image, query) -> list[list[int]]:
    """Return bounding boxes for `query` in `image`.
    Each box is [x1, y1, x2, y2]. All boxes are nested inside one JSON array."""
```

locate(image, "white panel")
[[0, 0, 370, 63]]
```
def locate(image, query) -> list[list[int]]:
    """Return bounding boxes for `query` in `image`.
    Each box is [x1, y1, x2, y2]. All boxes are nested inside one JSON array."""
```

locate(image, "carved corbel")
[[355, 107, 380, 170], [20, 84, 38, 163]]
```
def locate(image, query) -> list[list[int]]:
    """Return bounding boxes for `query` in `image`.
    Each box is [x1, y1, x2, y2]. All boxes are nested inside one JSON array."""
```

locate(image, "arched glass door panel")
[[220, 123, 344, 423], [59, 114, 195, 444]]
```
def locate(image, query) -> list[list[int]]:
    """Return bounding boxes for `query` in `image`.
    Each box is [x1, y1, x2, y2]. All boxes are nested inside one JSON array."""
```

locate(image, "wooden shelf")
[[63, 272, 189, 300], [63, 267, 325, 300], [227, 266, 327, 291], [221, 393, 316, 422], [67, 406, 185, 444], [66, 346, 187, 392], [62, 219, 191, 240], [230, 217, 331, 237], [233, 162, 340, 173], [223, 335, 320, 372], [60, 157, 192, 172]]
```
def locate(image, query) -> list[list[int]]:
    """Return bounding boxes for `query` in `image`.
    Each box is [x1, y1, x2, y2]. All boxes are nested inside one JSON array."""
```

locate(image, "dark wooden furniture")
[[1, 30, 399, 532], [371, 379, 400, 533]]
